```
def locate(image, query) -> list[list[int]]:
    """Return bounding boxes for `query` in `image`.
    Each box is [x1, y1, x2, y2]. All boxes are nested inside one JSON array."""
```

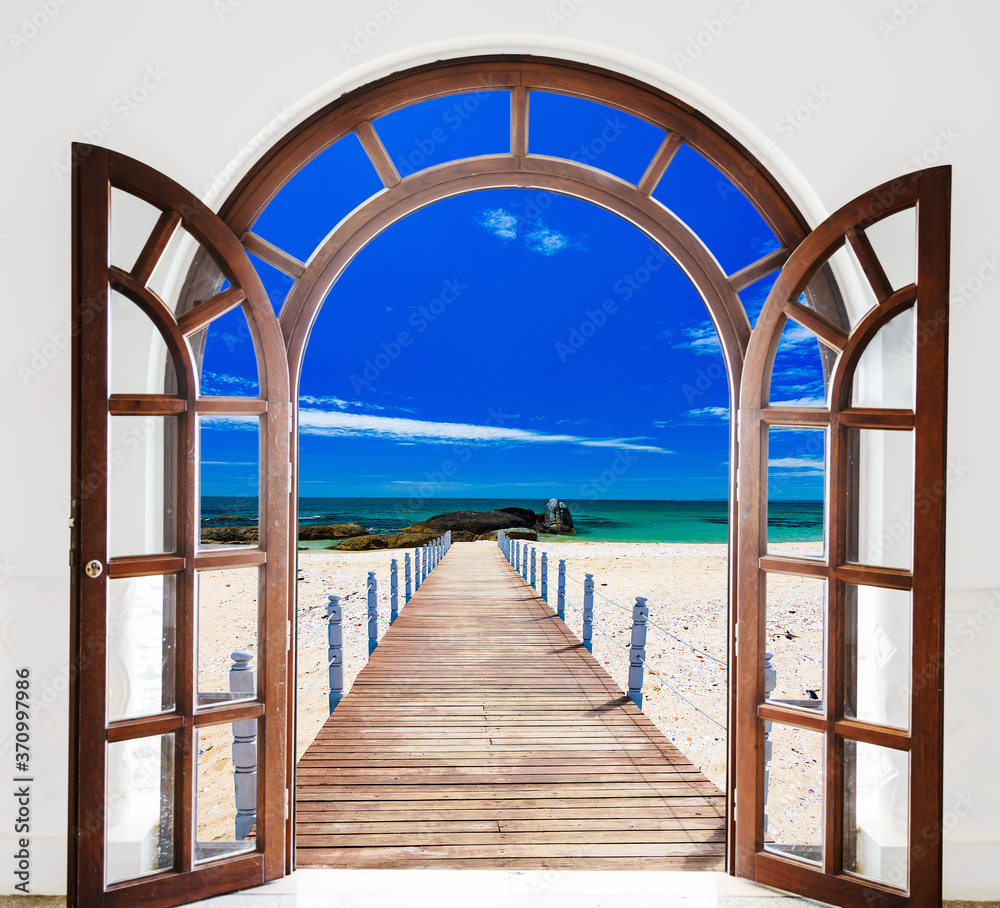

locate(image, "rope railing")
[[496, 529, 728, 728]]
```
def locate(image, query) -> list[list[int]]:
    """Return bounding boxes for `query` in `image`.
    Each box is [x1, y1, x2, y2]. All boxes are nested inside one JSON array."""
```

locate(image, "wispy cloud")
[[201, 371, 258, 394], [769, 396, 826, 408], [675, 323, 722, 355], [687, 406, 728, 420], [768, 456, 824, 475], [202, 408, 672, 454], [476, 207, 579, 256], [478, 207, 518, 240]]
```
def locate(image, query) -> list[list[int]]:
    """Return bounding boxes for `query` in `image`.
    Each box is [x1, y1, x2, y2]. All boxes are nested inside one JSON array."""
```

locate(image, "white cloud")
[[477, 207, 518, 240], [687, 406, 729, 420], [676, 323, 722, 355], [275, 409, 670, 453], [768, 456, 824, 473], [769, 397, 827, 408], [524, 225, 573, 256]]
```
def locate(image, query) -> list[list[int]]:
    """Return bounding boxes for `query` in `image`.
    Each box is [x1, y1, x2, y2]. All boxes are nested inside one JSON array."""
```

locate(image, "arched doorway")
[[69, 55, 950, 907]]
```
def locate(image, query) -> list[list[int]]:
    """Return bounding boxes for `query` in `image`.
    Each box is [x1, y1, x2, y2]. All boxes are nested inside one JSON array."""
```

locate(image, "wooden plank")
[[295, 543, 725, 871]]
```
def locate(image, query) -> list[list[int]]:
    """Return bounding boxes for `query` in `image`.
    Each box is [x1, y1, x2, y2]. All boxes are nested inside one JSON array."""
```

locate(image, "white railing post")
[[414, 547, 421, 590], [327, 595, 344, 712], [404, 553, 412, 603], [367, 571, 378, 656], [764, 652, 776, 835], [390, 559, 399, 624], [521, 544, 529, 581], [514, 541, 520, 573], [582, 574, 594, 653], [557, 559, 566, 620], [530, 547, 536, 588], [628, 597, 649, 708], [540, 552, 548, 601], [229, 651, 257, 840], [422, 545, 429, 582]]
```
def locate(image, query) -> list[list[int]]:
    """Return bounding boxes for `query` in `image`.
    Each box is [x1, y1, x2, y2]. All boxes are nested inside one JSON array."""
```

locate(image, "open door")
[[736, 167, 950, 906], [69, 145, 291, 906]]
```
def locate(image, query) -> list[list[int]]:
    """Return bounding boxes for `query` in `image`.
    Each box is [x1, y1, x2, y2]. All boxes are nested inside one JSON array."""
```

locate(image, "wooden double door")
[[70, 141, 949, 907]]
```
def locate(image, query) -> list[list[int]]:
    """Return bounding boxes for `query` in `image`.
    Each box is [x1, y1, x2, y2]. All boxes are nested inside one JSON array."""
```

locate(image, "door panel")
[[70, 145, 290, 907], [736, 167, 950, 906]]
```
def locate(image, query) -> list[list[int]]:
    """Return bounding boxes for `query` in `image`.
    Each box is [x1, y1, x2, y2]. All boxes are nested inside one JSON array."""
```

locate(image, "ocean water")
[[201, 496, 823, 545]]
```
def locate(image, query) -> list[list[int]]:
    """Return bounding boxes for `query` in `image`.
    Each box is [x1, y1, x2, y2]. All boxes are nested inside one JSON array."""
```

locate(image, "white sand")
[[194, 539, 824, 847]]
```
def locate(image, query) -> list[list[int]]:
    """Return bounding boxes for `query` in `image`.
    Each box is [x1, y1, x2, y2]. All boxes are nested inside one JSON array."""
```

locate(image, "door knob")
[[85, 559, 103, 579]]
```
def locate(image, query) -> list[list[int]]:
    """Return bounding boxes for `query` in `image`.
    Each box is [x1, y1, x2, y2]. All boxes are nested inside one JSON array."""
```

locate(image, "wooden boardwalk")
[[295, 542, 726, 870]]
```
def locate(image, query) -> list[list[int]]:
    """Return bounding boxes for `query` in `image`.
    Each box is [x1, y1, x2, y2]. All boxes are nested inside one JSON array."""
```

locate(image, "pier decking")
[[295, 542, 726, 870]]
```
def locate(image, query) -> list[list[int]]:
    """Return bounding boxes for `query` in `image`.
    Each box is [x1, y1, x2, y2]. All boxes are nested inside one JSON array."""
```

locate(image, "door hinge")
[[287, 619, 292, 652], [285, 789, 290, 819], [732, 788, 736, 810]]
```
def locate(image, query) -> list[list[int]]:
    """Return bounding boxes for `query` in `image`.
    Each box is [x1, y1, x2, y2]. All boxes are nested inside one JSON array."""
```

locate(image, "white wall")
[[0, 0, 997, 898]]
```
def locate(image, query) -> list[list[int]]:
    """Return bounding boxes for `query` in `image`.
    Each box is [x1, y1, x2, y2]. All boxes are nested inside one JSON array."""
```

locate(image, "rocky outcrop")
[[333, 534, 390, 551], [479, 527, 537, 541], [298, 523, 367, 540], [498, 506, 536, 526], [201, 525, 258, 544], [537, 498, 575, 535], [405, 509, 533, 536]]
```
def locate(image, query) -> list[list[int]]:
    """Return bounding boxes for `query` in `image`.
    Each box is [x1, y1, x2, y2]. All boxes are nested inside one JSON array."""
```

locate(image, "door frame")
[[70, 54, 949, 907]]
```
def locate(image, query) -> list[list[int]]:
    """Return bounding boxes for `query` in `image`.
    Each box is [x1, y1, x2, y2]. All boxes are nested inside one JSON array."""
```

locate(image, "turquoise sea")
[[201, 496, 823, 546]]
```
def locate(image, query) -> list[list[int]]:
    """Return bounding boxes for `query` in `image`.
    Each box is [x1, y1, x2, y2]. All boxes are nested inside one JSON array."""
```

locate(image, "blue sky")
[[198, 91, 826, 501]]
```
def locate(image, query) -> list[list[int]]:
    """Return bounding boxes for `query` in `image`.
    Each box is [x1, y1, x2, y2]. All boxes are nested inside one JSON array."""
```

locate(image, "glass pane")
[[769, 319, 828, 407], [796, 245, 876, 331], [251, 133, 383, 262], [374, 91, 511, 177], [862, 208, 916, 293], [146, 223, 204, 311], [199, 416, 260, 548], [196, 304, 261, 396], [767, 426, 826, 557], [107, 576, 176, 721], [739, 269, 779, 327], [109, 290, 178, 395], [843, 740, 909, 889], [652, 144, 781, 275], [196, 567, 258, 706], [846, 429, 915, 571], [764, 574, 826, 709], [763, 722, 823, 864], [111, 189, 165, 275], [196, 720, 257, 861], [529, 91, 667, 185], [248, 250, 295, 317], [845, 585, 911, 730], [851, 307, 916, 409], [109, 415, 178, 557], [106, 734, 174, 884]]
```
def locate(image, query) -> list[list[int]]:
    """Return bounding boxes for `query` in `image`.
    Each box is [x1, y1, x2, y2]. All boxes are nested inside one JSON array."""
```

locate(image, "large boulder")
[[201, 525, 258, 544], [498, 506, 536, 526], [299, 523, 367, 540], [334, 534, 389, 551], [479, 527, 537, 541], [538, 498, 575, 535], [405, 509, 533, 536], [384, 532, 440, 548]]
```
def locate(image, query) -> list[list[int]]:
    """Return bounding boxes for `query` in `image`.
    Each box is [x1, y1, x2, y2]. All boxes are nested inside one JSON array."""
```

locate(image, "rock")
[[538, 498, 575, 535], [450, 530, 477, 542], [201, 526, 258, 544], [498, 506, 536, 525], [298, 523, 367, 540], [482, 527, 537, 541], [405, 509, 533, 536], [334, 534, 389, 551], [384, 533, 439, 549]]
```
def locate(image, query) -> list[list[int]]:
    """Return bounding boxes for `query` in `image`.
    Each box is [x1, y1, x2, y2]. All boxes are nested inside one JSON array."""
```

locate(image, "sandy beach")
[[194, 539, 824, 848]]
